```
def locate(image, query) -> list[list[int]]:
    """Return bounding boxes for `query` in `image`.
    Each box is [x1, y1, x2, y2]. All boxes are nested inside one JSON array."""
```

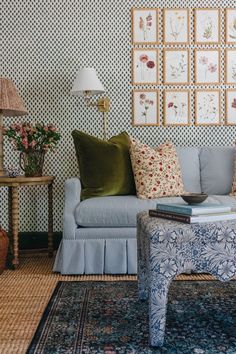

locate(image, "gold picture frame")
[[225, 48, 236, 84], [195, 89, 221, 126], [132, 48, 159, 85], [132, 8, 159, 45], [225, 89, 236, 125], [225, 8, 236, 44], [163, 48, 190, 85], [132, 89, 160, 126], [164, 89, 190, 126], [194, 8, 220, 45], [194, 48, 221, 85], [163, 8, 190, 45]]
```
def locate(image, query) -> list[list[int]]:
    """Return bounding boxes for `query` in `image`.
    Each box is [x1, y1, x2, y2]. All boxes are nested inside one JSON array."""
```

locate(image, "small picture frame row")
[[132, 48, 236, 85], [132, 8, 236, 45], [133, 89, 236, 126]]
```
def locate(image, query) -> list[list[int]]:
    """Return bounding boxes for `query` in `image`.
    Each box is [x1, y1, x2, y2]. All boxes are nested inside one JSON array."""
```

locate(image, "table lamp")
[[0, 78, 28, 176], [71, 68, 110, 140]]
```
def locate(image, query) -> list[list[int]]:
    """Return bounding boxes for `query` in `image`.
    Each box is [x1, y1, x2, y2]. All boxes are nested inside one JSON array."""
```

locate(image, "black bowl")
[[181, 193, 208, 205]]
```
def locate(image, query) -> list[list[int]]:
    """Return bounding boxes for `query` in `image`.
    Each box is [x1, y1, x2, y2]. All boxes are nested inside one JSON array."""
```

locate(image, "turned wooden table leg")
[[48, 183, 54, 257], [12, 186, 19, 268], [8, 187, 12, 237]]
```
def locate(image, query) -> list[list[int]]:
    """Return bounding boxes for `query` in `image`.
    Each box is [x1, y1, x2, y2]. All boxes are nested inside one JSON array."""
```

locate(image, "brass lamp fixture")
[[0, 78, 28, 176], [71, 68, 110, 140]]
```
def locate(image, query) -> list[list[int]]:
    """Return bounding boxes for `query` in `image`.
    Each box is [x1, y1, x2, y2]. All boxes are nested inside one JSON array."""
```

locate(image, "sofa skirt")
[[53, 238, 137, 275]]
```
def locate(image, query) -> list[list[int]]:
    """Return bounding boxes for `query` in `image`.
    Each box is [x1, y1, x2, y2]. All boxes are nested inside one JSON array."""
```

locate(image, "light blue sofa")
[[53, 146, 236, 275]]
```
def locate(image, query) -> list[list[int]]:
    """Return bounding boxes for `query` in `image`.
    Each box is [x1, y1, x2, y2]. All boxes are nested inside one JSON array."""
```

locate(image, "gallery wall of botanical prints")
[[1, 0, 236, 231], [132, 7, 236, 126]]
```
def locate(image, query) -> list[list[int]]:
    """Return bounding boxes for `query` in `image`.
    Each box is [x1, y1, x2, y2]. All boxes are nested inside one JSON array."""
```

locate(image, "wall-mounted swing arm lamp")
[[71, 68, 110, 140]]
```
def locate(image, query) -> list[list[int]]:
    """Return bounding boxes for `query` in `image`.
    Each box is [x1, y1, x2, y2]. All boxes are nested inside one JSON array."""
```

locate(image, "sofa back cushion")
[[72, 130, 136, 200], [199, 146, 235, 195], [176, 147, 201, 193]]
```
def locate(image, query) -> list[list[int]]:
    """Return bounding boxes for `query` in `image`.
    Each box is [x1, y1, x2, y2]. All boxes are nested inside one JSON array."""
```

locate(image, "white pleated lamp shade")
[[71, 68, 105, 96]]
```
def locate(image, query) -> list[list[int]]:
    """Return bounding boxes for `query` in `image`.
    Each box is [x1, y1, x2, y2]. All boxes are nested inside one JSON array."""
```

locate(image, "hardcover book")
[[156, 203, 232, 216]]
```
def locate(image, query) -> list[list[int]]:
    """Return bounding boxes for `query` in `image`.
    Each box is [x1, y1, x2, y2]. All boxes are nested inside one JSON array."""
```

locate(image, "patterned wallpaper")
[[1, 0, 236, 231]]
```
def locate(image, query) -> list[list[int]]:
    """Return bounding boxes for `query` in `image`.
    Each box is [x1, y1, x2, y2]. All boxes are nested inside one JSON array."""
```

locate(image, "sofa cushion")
[[176, 147, 201, 193], [75, 195, 183, 227], [72, 130, 136, 200], [199, 147, 235, 195], [75, 195, 236, 228], [129, 139, 184, 199]]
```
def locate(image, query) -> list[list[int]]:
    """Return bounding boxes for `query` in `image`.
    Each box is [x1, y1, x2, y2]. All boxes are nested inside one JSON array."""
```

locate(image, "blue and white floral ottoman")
[[137, 211, 236, 347]]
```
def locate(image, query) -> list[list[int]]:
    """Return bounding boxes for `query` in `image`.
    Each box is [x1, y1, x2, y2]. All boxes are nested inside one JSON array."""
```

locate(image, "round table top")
[[0, 175, 55, 186]]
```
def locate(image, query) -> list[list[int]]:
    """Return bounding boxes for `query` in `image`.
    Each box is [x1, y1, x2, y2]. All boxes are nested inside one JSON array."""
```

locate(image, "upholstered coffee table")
[[137, 211, 236, 347]]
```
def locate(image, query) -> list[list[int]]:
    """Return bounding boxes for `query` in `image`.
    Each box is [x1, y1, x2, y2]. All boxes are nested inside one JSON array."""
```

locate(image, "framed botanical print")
[[164, 90, 190, 126], [132, 49, 158, 85], [226, 8, 236, 44], [225, 89, 236, 125], [195, 49, 220, 85], [194, 8, 220, 44], [163, 49, 190, 85], [132, 8, 159, 45], [195, 90, 221, 126], [163, 8, 190, 44], [225, 49, 236, 84], [132, 89, 159, 126]]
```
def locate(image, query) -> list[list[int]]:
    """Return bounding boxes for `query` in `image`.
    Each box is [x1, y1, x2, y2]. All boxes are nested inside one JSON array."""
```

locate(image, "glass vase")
[[20, 150, 45, 177]]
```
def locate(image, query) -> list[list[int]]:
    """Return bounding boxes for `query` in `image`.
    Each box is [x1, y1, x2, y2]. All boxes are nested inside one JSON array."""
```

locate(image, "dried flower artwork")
[[196, 91, 220, 125], [133, 90, 158, 126], [164, 50, 189, 84], [164, 9, 189, 44], [132, 9, 158, 44], [133, 49, 157, 84], [165, 91, 189, 125]]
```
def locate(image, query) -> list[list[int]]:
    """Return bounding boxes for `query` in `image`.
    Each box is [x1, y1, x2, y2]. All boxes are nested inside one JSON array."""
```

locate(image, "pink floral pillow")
[[129, 139, 184, 199]]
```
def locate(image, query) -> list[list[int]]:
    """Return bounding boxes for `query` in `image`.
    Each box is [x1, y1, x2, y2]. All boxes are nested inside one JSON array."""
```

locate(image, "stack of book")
[[149, 203, 236, 223]]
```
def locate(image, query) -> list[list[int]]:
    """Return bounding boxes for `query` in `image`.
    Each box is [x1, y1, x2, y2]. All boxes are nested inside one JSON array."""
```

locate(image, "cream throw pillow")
[[129, 139, 184, 199]]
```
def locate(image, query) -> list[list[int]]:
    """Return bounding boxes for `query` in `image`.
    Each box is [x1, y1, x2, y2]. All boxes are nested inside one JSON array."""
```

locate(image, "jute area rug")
[[0, 254, 233, 354]]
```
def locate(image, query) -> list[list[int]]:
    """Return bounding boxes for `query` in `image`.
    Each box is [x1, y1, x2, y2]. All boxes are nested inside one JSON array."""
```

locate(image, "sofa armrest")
[[63, 178, 81, 240]]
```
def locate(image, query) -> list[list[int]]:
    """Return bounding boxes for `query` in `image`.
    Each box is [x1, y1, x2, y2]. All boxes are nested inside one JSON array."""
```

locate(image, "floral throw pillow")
[[129, 139, 184, 199]]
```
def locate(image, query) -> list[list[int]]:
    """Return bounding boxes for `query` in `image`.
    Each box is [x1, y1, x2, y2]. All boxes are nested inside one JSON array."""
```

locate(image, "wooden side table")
[[0, 175, 54, 268]]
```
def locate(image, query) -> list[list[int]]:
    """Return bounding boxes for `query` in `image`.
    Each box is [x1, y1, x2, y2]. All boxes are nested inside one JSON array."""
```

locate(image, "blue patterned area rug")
[[27, 281, 236, 354]]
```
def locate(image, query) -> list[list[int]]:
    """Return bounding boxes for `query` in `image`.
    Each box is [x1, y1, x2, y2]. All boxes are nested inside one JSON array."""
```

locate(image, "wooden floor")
[[0, 254, 225, 354]]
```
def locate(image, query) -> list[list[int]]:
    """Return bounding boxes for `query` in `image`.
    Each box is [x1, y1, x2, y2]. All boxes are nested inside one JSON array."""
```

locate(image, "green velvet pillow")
[[72, 130, 136, 200]]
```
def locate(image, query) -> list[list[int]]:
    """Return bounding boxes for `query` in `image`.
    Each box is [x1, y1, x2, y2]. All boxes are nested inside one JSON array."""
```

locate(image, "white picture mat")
[[226, 50, 236, 83], [164, 50, 189, 83], [195, 9, 219, 43], [133, 9, 157, 43], [165, 91, 189, 124], [196, 91, 220, 124], [133, 50, 157, 84], [226, 91, 236, 124], [164, 9, 188, 43], [133, 91, 158, 125], [195, 50, 220, 83], [226, 9, 236, 43]]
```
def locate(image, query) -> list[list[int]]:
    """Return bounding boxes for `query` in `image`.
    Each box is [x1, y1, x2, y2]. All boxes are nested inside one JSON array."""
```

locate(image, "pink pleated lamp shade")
[[0, 78, 28, 116]]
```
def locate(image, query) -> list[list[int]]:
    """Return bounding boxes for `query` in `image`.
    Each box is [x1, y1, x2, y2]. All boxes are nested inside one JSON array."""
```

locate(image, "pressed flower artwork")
[[195, 90, 221, 125], [163, 49, 189, 84], [133, 49, 158, 85], [195, 49, 220, 84], [226, 9, 236, 44], [195, 9, 220, 44], [163, 9, 189, 44], [132, 8, 158, 44], [226, 90, 236, 125], [164, 90, 190, 126], [226, 49, 236, 84], [133, 90, 159, 126]]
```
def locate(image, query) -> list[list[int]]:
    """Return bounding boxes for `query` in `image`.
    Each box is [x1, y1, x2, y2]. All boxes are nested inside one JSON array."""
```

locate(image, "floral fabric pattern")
[[137, 211, 236, 347], [129, 139, 184, 199]]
